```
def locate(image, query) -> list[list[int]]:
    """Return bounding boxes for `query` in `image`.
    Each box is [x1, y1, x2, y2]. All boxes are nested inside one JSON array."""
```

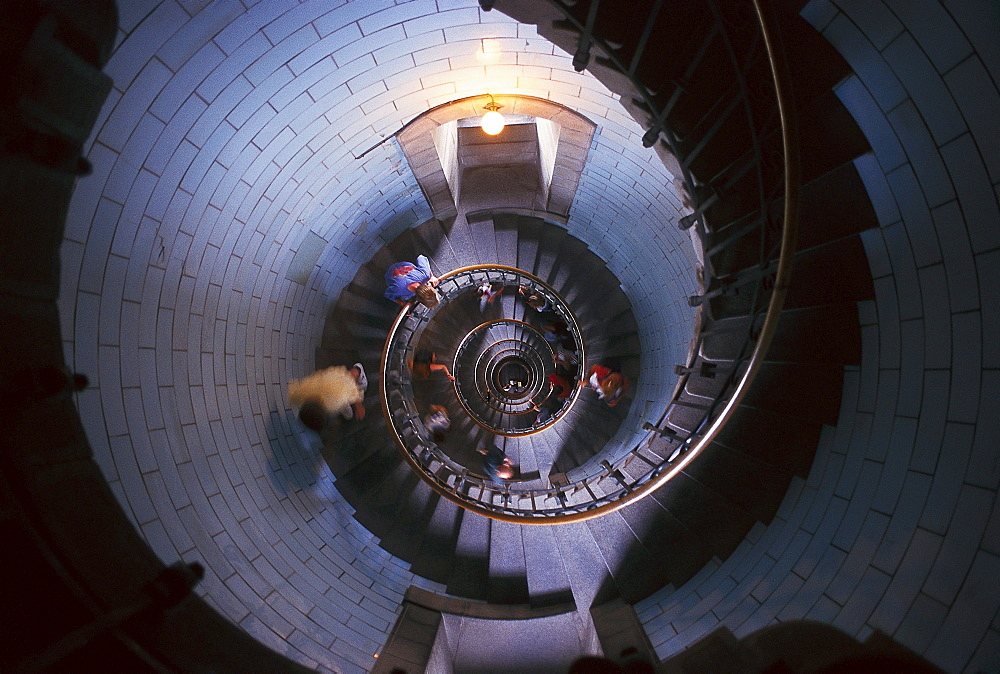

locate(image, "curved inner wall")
[[28, 0, 1000, 671], [59, 1, 696, 668]]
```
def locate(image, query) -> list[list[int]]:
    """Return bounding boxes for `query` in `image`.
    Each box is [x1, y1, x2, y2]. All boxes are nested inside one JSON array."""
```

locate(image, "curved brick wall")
[[53, 0, 1000, 671], [58, 1, 694, 670], [636, 2, 999, 672]]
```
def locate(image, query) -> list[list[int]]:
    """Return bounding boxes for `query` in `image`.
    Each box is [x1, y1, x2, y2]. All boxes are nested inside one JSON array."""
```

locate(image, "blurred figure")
[[541, 319, 570, 344], [580, 363, 629, 407], [385, 254, 440, 308], [548, 372, 573, 399], [288, 363, 367, 431], [343, 363, 367, 421], [518, 284, 552, 313], [552, 342, 579, 374], [478, 446, 514, 484], [410, 349, 455, 381], [477, 281, 502, 311], [532, 385, 566, 424], [423, 404, 451, 443]]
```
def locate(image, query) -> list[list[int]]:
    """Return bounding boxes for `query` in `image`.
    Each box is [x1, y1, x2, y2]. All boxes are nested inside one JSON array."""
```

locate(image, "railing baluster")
[[571, 0, 601, 71]]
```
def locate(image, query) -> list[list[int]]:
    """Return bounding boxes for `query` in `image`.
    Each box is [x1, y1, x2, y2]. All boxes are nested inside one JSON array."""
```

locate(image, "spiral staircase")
[[317, 4, 875, 584], [317, 1, 880, 669], [5, 0, 992, 672]]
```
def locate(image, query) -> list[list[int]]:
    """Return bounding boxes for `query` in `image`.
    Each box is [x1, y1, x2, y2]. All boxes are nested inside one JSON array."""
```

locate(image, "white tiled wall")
[[59, 1, 694, 670]]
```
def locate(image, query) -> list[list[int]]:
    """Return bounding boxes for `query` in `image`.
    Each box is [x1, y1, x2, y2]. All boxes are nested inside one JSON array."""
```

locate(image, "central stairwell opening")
[[337, 1, 882, 671]]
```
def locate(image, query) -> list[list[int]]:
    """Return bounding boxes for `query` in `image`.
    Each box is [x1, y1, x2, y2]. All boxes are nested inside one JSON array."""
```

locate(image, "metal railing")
[[385, 0, 800, 523], [381, 266, 594, 512], [453, 318, 572, 435]]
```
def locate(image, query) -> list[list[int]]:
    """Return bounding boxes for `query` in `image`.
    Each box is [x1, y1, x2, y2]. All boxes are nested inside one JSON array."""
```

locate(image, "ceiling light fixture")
[[481, 93, 505, 135]]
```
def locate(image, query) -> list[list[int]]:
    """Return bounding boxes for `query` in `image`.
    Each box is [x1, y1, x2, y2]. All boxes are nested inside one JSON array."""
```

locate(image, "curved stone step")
[[650, 471, 758, 562], [707, 232, 874, 319], [447, 510, 492, 601], [708, 159, 880, 278]]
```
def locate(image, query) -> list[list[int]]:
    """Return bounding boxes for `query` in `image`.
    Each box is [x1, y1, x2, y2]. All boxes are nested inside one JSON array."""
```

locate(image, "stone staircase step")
[[767, 302, 864, 365], [447, 511, 492, 601], [378, 480, 439, 561], [493, 212, 521, 267], [682, 440, 796, 524], [547, 235, 590, 295], [742, 361, 845, 426], [488, 519, 531, 605], [708, 232, 873, 319], [319, 414, 389, 476], [552, 520, 618, 607], [516, 216, 543, 274], [533, 225, 568, 282], [586, 510, 667, 603], [650, 471, 756, 561], [522, 524, 575, 609], [412, 218, 462, 274], [468, 210, 501, 265], [618, 495, 715, 589], [714, 405, 822, 478], [441, 214, 479, 266], [409, 497, 465, 583]]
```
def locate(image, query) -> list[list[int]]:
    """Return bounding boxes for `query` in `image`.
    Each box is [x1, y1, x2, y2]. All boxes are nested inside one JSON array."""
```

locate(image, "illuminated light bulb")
[[481, 109, 505, 135], [481, 94, 505, 135]]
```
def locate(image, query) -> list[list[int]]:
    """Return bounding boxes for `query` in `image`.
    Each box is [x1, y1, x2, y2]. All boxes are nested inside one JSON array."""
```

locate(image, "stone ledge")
[[404, 585, 576, 620]]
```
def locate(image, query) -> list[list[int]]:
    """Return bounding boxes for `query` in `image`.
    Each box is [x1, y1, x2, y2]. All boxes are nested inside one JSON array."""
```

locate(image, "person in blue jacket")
[[385, 254, 440, 307]]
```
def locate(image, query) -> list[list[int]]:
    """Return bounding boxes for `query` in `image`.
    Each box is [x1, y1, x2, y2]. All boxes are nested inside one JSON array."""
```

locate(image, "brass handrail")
[[584, 0, 801, 522], [380, 264, 598, 520], [453, 318, 569, 435], [379, 1, 799, 523]]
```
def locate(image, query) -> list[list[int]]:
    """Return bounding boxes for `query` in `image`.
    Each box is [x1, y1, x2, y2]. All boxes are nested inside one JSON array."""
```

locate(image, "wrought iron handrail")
[[382, 0, 799, 523]]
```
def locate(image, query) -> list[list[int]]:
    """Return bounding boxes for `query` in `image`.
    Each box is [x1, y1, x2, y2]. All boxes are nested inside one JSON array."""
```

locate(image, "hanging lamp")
[[480, 94, 505, 135]]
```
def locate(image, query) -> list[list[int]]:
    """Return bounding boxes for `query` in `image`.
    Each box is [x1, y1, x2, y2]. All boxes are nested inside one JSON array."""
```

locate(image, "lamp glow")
[[481, 109, 505, 135], [481, 94, 505, 135]]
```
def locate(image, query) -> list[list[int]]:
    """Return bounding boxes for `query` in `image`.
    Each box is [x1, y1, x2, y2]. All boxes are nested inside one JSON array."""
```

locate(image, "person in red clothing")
[[579, 363, 629, 407], [533, 373, 572, 423], [548, 372, 573, 399], [409, 349, 455, 381]]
